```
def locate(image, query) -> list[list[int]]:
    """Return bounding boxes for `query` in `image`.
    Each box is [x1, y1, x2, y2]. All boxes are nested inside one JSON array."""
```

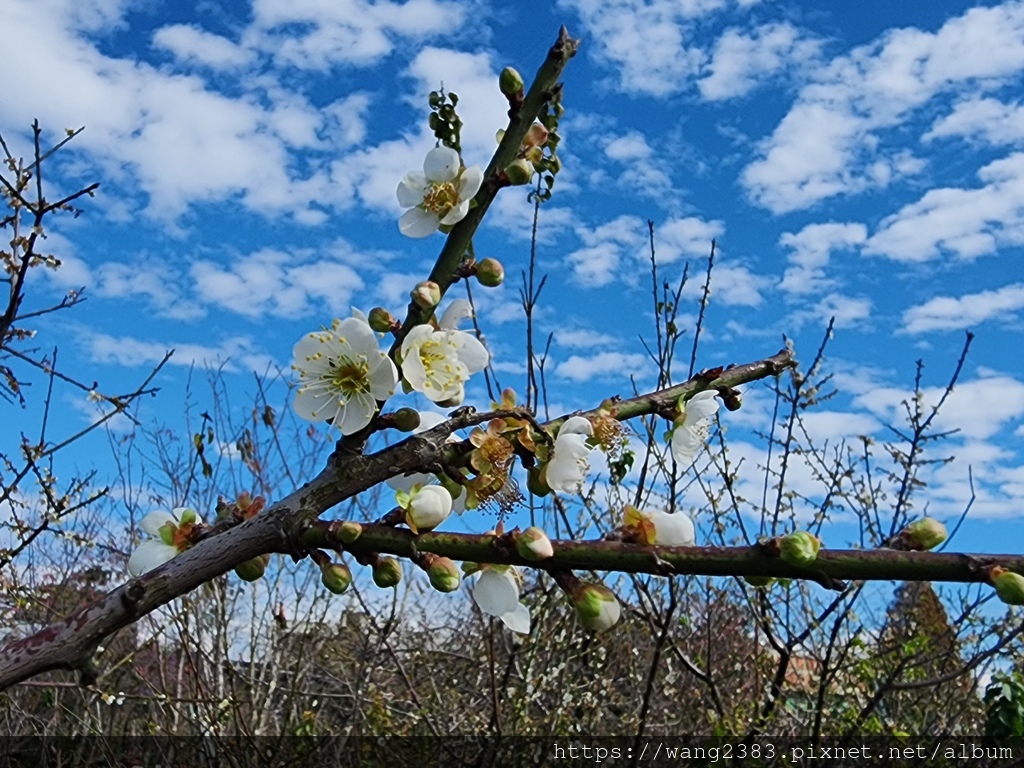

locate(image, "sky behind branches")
[[3, 0, 1024, 551]]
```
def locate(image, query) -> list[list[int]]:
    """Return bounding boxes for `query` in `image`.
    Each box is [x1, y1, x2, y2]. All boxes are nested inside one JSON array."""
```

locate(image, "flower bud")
[[900, 517, 947, 551], [373, 557, 403, 588], [321, 562, 352, 594], [401, 485, 453, 534], [573, 583, 621, 632], [743, 575, 775, 588], [992, 567, 1024, 606], [504, 158, 534, 186], [523, 122, 549, 149], [367, 306, 395, 333], [234, 555, 269, 582], [392, 407, 421, 432], [475, 258, 505, 288], [516, 526, 554, 561], [411, 280, 441, 309], [499, 66, 524, 97], [428, 556, 461, 592], [778, 532, 821, 568], [337, 521, 363, 544]]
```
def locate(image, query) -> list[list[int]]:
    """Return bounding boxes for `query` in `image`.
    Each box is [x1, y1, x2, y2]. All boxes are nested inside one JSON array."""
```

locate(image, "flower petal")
[[399, 208, 440, 238], [683, 391, 720, 425], [500, 603, 531, 634], [128, 540, 178, 577], [453, 333, 490, 373], [560, 416, 593, 438], [397, 173, 427, 206], [367, 355, 399, 399], [671, 424, 708, 463], [458, 165, 483, 199], [140, 510, 176, 537], [439, 299, 473, 330], [473, 569, 519, 616], [335, 392, 376, 435], [440, 200, 470, 226], [651, 511, 695, 547], [292, 386, 335, 423], [423, 146, 460, 182]]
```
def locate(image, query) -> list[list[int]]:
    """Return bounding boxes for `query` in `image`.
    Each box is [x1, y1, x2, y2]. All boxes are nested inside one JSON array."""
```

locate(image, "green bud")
[[337, 521, 363, 544], [778, 532, 821, 568], [373, 557, 403, 589], [367, 306, 395, 333], [574, 583, 621, 632], [743, 575, 775, 588], [901, 517, 947, 551], [475, 258, 505, 287], [504, 158, 534, 186], [234, 555, 269, 582], [499, 66, 524, 97], [427, 557, 461, 593], [392, 408, 421, 432], [320, 562, 352, 595], [993, 568, 1024, 606], [516, 527, 554, 561]]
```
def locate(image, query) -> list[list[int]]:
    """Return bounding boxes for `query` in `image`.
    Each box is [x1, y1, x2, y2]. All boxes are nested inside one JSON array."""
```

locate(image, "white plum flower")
[[387, 411, 467, 512], [670, 390, 720, 464], [292, 316, 398, 435], [472, 566, 531, 634], [397, 484, 453, 533], [400, 318, 489, 405], [544, 416, 594, 494], [127, 507, 203, 577], [624, 505, 695, 547], [397, 146, 483, 238]]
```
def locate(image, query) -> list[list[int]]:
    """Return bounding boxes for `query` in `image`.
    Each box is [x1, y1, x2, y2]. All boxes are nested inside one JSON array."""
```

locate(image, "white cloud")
[[557, 0, 722, 97], [566, 214, 723, 287], [742, 1, 1024, 212], [681, 263, 770, 307], [83, 331, 274, 374], [152, 25, 254, 70], [555, 329, 619, 348], [554, 351, 650, 382], [778, 222, 867, 295], [190, 247, 366, 319], [901, 283, 1024, 334], [792, 292, 873, 329], [865, 153, 1024, 262], [925, 97, 1024, 147], [854, 375, 1024, 441], [698, 23, 820, 101], [249, 0, 470, 70]]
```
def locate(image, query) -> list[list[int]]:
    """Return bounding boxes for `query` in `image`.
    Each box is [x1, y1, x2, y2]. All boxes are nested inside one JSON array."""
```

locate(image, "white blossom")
[[400, 320, 489, 404], [545, 416, 594, 494], [127, 507, 202, 577], [397, 146, 483, 238], [670, 390, 720, 463], [472, 567, 531, 634], [292, 316, 398, 435]]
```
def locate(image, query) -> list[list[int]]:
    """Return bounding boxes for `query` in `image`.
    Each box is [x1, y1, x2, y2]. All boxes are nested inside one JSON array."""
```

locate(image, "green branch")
[[304, 523, 1024, 586]]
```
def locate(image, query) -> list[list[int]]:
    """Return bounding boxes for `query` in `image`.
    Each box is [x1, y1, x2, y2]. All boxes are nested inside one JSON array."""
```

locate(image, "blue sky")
[[4, 0, 1024, 554]]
